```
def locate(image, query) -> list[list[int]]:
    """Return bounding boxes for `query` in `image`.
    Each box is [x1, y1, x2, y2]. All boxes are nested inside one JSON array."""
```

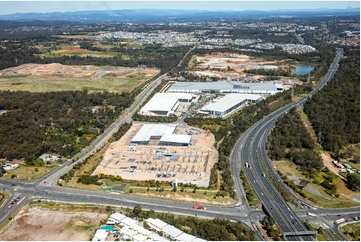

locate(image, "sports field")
[[0, 63, 159, 92]]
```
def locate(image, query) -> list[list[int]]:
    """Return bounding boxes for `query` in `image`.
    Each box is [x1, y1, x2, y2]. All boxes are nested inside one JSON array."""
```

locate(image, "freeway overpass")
[[0, 47, 359, 241]]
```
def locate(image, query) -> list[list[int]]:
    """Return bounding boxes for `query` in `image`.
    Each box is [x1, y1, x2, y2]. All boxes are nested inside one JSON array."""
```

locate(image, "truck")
[[193, 205, 206, 210], [334, 218, 345, 225], [307, 212, 318, 217]]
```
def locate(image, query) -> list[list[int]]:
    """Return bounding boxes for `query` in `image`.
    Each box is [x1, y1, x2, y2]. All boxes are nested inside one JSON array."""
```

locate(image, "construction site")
[[92, 123, 217, 187]]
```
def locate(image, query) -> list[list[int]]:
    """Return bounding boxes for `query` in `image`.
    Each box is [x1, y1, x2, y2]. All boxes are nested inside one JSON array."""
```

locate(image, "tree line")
[[127, 205, 256, 241], [0, 90, 132, 163], [0, 41, 189, 73], [304, 47, 360, 154], [268, 108, 323, 178]]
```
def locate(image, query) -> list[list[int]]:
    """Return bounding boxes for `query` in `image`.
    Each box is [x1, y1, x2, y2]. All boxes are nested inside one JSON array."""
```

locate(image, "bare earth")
[[0, 63, 159, 92], [321, 152, 343, 177], [0, 63, 158, 78], [93, 123, 217, 186], [0, 205, 107, 241], [134, 192, 234, 205]]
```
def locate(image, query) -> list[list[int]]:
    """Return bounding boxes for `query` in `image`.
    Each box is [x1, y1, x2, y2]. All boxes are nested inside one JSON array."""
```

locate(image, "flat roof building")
[[169, 81, 283, 94], [146, 218, 168, 232], [131, 124, 191, 146], [92, 229, 109, 242], [199, 94, 262, 117], [109, 212, 126, 223], [140, 93, 194, 116], [162, 225, 184, 240]]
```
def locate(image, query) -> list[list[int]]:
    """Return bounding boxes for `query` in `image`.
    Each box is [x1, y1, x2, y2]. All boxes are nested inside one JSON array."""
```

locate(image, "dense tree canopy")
[[0, 90, 132, 163], [268, 108, 323, 178], [304, 47, 360, 153]]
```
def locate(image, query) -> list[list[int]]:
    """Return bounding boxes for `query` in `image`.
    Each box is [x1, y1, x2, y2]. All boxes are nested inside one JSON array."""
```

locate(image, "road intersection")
[[0, 47, 359, 241]]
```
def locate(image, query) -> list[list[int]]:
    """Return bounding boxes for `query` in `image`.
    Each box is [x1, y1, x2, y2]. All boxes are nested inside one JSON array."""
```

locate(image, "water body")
[[293, 65, 314, 76]]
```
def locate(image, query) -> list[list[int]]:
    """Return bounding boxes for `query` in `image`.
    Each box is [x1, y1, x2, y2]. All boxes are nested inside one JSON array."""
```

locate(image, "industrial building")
[[131, 124, 191, 146], [140, 92, 195, 116], [198, 93, 262, 117], [168, 81, 283, 94]]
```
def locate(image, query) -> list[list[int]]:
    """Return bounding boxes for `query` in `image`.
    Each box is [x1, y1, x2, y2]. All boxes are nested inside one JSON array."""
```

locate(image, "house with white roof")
[[120, 217, 138, 227], [146, 218, 168, 232], [177, 233, 196, 241], [109, 212, 126, 223], [148, 233, 170, 242], [92, 229, 109, 242], [162, 225, 184, 240]]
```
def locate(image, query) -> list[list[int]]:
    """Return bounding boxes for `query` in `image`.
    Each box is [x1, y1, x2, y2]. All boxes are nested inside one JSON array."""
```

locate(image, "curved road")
[[231, 48, 348, 240], [0, 47, 359, 241]]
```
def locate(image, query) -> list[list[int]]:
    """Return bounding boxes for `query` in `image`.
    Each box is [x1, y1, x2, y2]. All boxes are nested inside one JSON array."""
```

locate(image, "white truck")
[[334, 218, 345, 225], [307, 212, 318, 217]]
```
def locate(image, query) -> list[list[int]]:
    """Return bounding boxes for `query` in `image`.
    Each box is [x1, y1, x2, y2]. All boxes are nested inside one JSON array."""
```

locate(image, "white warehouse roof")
[[140, 93, 194, 116], [160, 134, 191, 144], [132, 124, 177, 143], [201, 94, 262, 113], [169, 81, 283, 94]]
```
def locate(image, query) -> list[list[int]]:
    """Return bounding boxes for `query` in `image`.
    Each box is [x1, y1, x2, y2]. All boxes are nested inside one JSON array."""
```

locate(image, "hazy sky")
[[0, 1, 359, 15]]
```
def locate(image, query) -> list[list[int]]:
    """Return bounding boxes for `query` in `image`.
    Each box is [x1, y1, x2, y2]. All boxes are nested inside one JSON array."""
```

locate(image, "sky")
[[0, 1, 359, 15]]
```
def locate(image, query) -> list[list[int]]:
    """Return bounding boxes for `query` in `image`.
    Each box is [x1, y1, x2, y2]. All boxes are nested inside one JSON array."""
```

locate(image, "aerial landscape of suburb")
[[0, 0, 359, 241]]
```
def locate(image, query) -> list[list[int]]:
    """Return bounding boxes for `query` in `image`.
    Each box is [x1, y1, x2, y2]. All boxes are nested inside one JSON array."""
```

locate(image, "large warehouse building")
[[168, 81, 283, 95], [131, 124, 191, 146], [198, 94, 262, 117], [140, 93, 195, 116]]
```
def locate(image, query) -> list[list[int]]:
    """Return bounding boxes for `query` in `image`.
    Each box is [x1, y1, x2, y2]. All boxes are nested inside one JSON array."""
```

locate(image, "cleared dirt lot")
[[0, 63, 159, 92], [93, 123, 217, 186], [192, 52, 294, 81], [0, 204, 108, 241]]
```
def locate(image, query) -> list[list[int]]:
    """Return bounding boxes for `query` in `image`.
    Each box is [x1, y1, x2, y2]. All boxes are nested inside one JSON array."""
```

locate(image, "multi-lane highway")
[[231, 48, 347, 240], [0, 47, 359, 241]]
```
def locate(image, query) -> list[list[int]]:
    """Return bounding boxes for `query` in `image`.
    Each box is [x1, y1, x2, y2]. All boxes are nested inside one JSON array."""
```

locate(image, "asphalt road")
[[231, 48, 347, 240], [0, 47, 359, 241]]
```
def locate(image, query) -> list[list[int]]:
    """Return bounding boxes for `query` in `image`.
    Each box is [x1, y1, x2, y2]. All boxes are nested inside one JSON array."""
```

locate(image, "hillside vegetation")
[[268, 108, 323, 178], [304, 47, 360, 153], [0, 91, 132, 163]]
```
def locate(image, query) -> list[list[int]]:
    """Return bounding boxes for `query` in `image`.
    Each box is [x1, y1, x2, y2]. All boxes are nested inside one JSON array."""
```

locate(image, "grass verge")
[[1, 165, 58, 181], [274, 160, 359, 208], [339, 222, 360, 241]]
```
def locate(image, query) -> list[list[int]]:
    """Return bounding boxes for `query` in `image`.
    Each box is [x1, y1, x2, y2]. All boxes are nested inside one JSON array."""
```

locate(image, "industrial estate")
[[0, 3, 359, 242]]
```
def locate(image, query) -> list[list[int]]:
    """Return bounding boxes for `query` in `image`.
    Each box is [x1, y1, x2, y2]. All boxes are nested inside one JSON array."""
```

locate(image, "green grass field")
[[274, 160, 359, 208], [2, 165, 58, 181], [340, 222, 360, 241], [0, 72, 158, 92]]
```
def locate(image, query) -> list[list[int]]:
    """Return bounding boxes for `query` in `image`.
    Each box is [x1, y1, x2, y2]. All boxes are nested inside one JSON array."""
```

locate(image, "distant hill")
[[0, 8, 359, 22]]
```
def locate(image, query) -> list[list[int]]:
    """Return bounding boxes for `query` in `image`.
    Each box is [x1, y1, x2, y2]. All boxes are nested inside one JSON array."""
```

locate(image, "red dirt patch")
[[64, 46, 83, 53]]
